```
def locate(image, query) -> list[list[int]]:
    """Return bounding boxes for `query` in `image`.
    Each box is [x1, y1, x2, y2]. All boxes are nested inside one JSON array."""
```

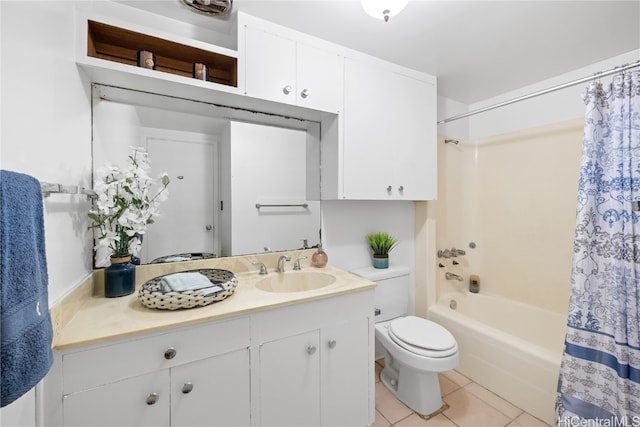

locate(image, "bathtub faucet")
[[437, 247, 466, 258], [445, 272, 464, 282], [450, 248, 466, 257]]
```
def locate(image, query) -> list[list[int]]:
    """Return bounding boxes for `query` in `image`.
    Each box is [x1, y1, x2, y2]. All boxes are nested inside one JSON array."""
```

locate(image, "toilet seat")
[[388, 316, 457, 358]]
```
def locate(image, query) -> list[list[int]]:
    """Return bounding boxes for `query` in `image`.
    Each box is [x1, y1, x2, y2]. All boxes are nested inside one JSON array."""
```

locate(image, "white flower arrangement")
[[89, 147, 169, 267]]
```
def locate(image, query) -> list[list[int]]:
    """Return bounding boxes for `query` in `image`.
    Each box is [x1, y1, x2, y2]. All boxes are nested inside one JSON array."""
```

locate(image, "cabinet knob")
[[398, 185, 404, 192], [306, 345, 317, 355], [386, 185, 392, 192], [164, 347, 177, 360], [283, 85, 293, 95], [181, 382, 194, 394], [301, 88, 310, 98], [328, 339, 337, 349], [146, 392, 159, 405]]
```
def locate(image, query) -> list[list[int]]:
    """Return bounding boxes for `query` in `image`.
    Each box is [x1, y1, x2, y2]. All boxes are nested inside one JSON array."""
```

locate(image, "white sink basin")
[[256, 271, 336, 293]]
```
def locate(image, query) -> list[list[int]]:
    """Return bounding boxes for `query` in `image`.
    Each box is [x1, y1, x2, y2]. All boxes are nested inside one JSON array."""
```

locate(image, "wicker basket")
[[149, 252, 217, 264], [138, 269, 237, 310]]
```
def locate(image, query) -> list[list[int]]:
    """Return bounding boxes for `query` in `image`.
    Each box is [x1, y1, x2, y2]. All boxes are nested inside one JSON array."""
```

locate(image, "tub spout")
[[445, 272, 464, 282]]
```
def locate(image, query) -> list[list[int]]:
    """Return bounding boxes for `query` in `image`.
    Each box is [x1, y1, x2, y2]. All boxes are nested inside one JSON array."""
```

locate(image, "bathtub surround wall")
[[436, 120, 581, 313]]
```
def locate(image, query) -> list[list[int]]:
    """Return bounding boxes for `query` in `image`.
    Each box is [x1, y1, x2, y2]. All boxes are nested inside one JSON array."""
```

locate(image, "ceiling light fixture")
[[361, 0, 408, 22], [180, 0, 233, 17]]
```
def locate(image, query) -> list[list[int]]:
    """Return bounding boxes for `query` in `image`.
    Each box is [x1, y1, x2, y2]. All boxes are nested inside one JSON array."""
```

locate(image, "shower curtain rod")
[[437, 60, 640, 125]]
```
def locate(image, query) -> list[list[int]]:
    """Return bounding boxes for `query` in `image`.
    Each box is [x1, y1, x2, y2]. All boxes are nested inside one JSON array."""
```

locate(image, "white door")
[[171, 349, 250, 427], [145, 136, 217, 263], [297, 42, 341, 113], [244, 26, 296, 105], [321, 317, 371, 426], [259, 330, 321, 426], [62, 371, 170, 427]]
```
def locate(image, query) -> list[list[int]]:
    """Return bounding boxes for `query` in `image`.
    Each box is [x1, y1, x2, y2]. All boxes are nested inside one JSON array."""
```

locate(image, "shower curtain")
[[557, 69, 640, 425]]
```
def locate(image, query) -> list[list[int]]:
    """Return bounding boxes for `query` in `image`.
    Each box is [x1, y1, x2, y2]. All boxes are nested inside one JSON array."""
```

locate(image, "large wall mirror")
[[92, 84, 322, 264]]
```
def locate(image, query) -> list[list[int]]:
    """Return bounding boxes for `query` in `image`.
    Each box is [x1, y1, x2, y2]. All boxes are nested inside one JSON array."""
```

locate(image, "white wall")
[[438, 49, 640, 141], [1, 1, 93, 305], [322, 200, 417, 313], [1, 1, 92, 424], [226, 121, 321, 255]]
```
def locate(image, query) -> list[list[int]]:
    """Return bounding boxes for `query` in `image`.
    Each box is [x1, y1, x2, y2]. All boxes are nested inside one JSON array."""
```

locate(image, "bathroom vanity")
[[42, 252, 376, 426]]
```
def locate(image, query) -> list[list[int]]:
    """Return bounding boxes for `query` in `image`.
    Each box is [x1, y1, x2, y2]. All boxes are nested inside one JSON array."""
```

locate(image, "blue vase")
[[105, 255, 136, 297], [373, 255, 389, 269]]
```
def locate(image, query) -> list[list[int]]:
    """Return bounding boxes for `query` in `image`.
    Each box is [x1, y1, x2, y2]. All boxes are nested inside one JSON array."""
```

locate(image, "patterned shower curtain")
[[556, 69, 640, 426]]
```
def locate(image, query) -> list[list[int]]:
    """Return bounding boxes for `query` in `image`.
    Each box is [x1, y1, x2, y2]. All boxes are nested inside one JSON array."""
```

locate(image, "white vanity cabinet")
[[243, 24, 342, 113], [254, 289, 374, 426], [323, 57, 438, 200], [56, 317, 251, 427]]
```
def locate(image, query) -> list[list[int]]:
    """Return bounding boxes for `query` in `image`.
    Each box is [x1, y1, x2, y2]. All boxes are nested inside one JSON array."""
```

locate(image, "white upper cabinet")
[[243, 24, 342, 113], [323, 57, 437, 200]]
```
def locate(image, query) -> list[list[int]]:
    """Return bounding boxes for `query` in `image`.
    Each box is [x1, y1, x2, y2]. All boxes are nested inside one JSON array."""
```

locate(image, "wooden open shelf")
[[87, 20, 237, 87]]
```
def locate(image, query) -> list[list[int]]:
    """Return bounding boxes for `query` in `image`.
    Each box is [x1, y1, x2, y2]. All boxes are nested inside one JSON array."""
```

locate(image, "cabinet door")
[[343, 58, 394, 199], [342, 58, 437, 200], [171, 349, 250, 427], [390, 74, 436, 200], [62, 371, 169, 427], [244, 26, 296, 105], [297, 43, 340, 113], [259, 330, 321, 426], [321, 317, 371, 426]]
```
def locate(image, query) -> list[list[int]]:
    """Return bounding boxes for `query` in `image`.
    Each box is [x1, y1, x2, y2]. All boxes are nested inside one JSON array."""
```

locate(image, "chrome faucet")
[[252, 260, 268, 275], [445, 272, 464, 282], [293, 256, 307, 271], [276, 254, 291, 273]]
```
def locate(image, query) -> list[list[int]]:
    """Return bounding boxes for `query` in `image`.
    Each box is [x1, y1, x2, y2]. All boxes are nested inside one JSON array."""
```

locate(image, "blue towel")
[[0, 170, 53, 407]]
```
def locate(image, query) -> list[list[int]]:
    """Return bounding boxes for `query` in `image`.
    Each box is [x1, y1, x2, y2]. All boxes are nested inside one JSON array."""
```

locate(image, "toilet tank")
[[350, 265, 411, 322]]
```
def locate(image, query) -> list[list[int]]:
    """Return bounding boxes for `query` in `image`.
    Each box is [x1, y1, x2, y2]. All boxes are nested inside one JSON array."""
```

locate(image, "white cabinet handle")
[[181, 382, 194, 394], [328, 339, 337, 349], [164, 347, 177, 360], [306, 345, 317, 355], [301, 89, 310, 98], [283, 85, 293, 95], [146, 392, 159, 405]]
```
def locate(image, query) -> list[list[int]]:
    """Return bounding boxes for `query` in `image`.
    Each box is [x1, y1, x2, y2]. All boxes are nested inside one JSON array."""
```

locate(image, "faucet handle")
[[252, 261, 268, 275], [293, 256, 308, 271]]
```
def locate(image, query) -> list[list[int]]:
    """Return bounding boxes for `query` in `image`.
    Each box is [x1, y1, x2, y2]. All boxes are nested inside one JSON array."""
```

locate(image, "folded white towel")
[[163, 256, 192, 263], [160, 272, 213, 292]]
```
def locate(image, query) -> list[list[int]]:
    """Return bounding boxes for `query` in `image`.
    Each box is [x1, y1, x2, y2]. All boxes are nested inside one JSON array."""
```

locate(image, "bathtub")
[[429, 292, 567, 425]]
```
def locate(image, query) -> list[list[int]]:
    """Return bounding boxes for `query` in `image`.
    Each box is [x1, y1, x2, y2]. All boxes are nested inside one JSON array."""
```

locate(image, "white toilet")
[[351, 265, 459, 418]]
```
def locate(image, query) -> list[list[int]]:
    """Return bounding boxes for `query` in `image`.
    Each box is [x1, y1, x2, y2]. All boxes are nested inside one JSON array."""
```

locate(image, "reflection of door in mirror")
[[144, 130, 218, 263], [91, 84, 322, 264], [220, 121, 321, 256]]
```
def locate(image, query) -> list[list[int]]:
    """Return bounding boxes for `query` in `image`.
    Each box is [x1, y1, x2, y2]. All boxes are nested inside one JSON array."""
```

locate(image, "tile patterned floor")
[[373, 360, 550, 427]]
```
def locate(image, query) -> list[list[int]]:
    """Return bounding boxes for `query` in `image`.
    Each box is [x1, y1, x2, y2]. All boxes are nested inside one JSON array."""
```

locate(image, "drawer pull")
[[182, 382, 194, 394], [164, 347, 177, 360], [146, 392, 159, 405], [328, 339, 337, 349], [306, 345, 317, 355]]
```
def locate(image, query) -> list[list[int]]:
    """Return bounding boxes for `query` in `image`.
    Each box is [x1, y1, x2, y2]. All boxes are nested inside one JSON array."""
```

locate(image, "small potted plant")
[[366, 232, 398, 269]]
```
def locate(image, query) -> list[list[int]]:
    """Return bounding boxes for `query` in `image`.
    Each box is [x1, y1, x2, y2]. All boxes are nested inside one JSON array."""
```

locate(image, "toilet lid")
[[388, 316, 457, 358]]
